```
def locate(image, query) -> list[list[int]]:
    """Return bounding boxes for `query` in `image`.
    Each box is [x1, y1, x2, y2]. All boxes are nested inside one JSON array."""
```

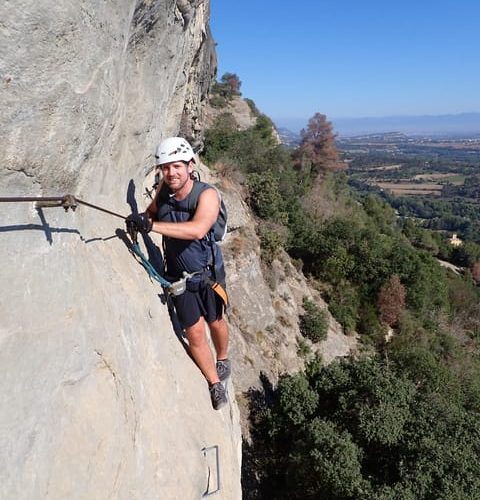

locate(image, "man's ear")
[[187, 160, 194, 174]]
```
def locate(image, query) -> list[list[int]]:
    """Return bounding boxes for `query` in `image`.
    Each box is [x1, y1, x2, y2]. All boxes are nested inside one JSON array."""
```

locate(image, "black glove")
[[125, 212, 153, 235]]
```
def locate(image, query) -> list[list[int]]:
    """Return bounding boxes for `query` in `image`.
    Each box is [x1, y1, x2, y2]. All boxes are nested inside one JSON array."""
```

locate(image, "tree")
[[211, 72, 242, 100], [221, 72, 241, 95], [245, 354, 480, 499], [452, 241, 480, 267], [296, 112, 343, 176], [290, 418, 367, 499], [377, 275, 406, 326], [300, 298, 329, 342]]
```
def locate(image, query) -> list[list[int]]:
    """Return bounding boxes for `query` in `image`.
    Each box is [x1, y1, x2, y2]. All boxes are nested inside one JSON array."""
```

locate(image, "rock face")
[[192, 129, 357, 426], [204, 96, 257, 131], [0, 2, 242, 499]]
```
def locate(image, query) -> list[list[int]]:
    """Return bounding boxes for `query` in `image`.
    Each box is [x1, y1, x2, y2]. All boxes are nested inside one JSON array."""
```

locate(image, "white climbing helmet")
[[155, 137, 195, 166]]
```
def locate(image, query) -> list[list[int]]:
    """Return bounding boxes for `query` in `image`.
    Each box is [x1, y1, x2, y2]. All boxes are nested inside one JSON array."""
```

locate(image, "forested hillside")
[[203, 76, 480, 499]]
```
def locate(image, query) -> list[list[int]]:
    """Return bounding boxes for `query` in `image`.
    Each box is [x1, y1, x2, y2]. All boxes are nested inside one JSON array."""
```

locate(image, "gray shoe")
[[209, 382, 228, 410], [216, 359, 231, 382]]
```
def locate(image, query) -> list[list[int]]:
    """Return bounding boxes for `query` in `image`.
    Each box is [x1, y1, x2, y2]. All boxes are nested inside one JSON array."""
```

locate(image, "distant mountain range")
[[274, 112, 480, 139], [276, 127, 301, 147]]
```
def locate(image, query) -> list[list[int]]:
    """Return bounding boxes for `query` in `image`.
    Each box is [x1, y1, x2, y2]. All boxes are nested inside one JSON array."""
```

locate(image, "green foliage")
[[363, 194, 397, 235], [289, 204, 451, 333], [254, 115, 277, 145], [247, 171, 288, 223], [390, 345, 461, 400], [247, 354, 480, 499], [451, 240, 480, 267], [204, 106, 472, 345], [403, 251, 449, 314], [327, 283, 359, 335], [300, 298, 329, 342], [258, 223, 287, 263], [402, 219, 441, 254], [357, 300, 386, 340], [202, 110, 289, 176], [276, 373, 319, 426], [206, 107, 480, 498], [202, 113, 238, 165], [296, 336, 312, 358], [244, 98, 261, 116], [209, 94, 227, 108], [291, 418, 367, 498]]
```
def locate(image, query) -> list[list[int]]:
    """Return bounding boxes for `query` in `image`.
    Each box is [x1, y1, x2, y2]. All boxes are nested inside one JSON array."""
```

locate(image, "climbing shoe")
[[216, 359, 231, 382], [209, 382, 228, 410]]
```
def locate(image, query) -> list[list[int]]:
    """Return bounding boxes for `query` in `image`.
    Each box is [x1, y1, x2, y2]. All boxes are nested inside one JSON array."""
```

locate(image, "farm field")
[[339, 132, 480, 240], [357, 163, 467, 197], [413, 173, 466, 184], [372, 181, 443, 196]]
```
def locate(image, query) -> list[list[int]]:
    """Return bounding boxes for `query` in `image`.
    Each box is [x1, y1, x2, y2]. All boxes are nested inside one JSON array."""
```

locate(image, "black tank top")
[[156, 183, 224, 279]]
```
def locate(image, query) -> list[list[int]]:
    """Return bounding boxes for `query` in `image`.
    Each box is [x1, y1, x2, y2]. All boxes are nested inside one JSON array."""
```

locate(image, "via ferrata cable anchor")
[[32, 194, 78, 212], [61, 194, 77, 212]]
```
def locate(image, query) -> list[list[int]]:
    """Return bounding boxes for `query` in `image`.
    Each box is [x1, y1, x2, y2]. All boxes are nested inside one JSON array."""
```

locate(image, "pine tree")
[[297, 112, 343, 175]]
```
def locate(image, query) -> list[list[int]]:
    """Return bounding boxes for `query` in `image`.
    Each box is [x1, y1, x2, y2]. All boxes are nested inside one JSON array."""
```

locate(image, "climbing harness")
[[210, 281, 229, 307], [169, 270, 203, 296]]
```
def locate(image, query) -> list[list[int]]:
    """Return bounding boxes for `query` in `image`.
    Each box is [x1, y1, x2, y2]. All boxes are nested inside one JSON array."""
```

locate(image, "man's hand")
[[125, 212, 153, 236]]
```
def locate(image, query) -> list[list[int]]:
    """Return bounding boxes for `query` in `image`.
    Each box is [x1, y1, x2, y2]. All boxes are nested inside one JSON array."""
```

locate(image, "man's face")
[[157, 160, 192, 192]]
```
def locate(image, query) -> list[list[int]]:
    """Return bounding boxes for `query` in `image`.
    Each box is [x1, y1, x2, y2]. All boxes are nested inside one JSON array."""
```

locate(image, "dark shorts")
[[172, 279, 225, 329]]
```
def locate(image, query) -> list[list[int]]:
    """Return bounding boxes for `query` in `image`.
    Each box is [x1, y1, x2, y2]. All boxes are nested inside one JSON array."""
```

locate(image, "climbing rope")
[[0, 193, 172, 288], [130, 242, 172, 288]]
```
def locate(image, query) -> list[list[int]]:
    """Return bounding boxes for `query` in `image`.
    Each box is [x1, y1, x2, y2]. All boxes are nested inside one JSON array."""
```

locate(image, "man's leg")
[[185, 316, 220, 384], [209, 317, 229, 361]]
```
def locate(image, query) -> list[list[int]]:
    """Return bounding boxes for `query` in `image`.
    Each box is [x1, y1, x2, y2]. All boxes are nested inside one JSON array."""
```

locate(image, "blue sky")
[[210, 0, 480, 130]]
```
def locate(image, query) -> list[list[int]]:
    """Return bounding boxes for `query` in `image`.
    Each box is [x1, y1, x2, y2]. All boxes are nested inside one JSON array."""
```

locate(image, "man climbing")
[[127, 137, 231, 410]]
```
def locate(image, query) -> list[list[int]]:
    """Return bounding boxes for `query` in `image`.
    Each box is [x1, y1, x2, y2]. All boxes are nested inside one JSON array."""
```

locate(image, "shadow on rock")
[[0, 206, 80, 245], [119, 179, 192, 356]]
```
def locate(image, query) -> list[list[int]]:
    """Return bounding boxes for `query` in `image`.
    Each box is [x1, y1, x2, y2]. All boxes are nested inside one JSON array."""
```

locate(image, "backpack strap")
[[157, 181, 212, 220], [183, 182, 225, 285], [185, 181, 211, 215]]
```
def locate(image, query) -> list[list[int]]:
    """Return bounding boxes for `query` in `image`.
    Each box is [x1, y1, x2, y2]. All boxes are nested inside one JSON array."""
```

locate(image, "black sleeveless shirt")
[[156, 182, 224, 279]]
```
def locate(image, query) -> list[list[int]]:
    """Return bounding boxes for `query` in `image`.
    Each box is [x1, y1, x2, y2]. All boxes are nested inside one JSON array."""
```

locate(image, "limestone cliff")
[[0, 2, 358, 497], [204, 96, 257, 131], [0, 2, 241, 499]]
